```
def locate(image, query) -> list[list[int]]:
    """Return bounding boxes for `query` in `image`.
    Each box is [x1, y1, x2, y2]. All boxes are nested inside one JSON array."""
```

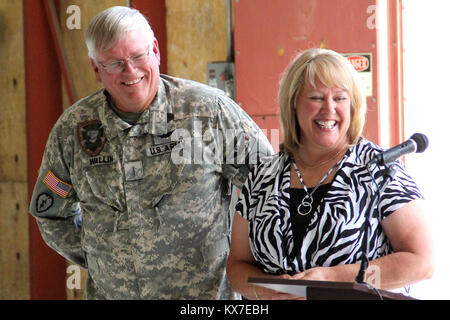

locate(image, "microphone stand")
[[355, 163, 398, 286]]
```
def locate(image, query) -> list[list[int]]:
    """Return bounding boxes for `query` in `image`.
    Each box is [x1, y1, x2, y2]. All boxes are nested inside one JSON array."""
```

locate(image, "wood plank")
[[0, 182, 30, 299], [0, 0, 29, 300], [0, 0, 27, 183], [166, 0, 229, 83]]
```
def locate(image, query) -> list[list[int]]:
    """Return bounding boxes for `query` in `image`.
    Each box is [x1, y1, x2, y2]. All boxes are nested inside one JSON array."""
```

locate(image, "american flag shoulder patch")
[[43, 170, 72, 198]]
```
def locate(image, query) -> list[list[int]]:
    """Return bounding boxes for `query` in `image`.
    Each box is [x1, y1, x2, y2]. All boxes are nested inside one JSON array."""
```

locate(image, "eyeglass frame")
[[96, 46, 151, 74]]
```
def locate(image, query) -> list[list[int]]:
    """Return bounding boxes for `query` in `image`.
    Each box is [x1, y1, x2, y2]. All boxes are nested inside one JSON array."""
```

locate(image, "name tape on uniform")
[[88, 155, 114, 167]]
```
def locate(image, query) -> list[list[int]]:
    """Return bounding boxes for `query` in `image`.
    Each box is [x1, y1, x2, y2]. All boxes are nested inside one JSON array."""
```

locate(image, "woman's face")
[[295, 76, 351, 154]]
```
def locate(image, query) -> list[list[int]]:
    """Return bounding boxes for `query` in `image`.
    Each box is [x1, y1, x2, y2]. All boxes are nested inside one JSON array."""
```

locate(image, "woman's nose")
[[322, 96, 337, 113]]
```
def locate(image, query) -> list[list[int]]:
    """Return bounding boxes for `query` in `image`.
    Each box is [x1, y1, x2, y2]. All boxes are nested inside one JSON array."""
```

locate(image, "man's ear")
[[90, 58, 102, 83], [152, 39, 161, 65]]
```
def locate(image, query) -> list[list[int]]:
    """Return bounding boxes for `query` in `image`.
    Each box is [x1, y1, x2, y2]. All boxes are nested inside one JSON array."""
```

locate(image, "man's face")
[[91, 28, 161, 113]]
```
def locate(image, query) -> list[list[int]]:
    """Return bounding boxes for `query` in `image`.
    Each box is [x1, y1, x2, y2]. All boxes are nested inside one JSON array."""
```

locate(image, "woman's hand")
[[252, 273, 306, 300], [292, 266, 337, 282]]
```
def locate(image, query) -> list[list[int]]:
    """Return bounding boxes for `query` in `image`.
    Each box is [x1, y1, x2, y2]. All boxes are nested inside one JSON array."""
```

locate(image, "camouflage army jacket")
[[29, 75, 273, 299]]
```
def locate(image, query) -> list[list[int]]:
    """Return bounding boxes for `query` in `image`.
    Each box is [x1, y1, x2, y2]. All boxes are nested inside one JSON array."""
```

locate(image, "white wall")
[[402, 0, 450, 299]]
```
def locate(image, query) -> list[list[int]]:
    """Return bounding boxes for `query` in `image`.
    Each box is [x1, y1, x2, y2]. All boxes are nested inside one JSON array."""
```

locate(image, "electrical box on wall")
[[206, 61, 236, 101]]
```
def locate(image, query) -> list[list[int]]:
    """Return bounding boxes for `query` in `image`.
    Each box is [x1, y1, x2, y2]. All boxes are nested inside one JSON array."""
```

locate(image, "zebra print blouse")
[[236, 138, 423, 275]]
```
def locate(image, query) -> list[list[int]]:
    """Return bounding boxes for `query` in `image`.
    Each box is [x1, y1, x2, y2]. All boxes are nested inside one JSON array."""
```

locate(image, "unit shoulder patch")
[[36, 193, 54, 213], [77, 120, 106, 156]]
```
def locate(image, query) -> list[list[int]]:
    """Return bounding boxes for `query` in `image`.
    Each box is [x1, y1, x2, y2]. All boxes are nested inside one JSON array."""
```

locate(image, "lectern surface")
[[248, 277, 415, 300]]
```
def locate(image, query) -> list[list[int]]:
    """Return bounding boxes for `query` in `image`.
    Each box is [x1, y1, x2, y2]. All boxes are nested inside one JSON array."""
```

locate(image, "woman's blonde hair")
[[278, 48, 366, 155]]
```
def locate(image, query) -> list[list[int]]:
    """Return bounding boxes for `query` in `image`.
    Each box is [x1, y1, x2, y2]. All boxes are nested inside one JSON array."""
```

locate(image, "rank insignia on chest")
[[77, 120, 106, 156]]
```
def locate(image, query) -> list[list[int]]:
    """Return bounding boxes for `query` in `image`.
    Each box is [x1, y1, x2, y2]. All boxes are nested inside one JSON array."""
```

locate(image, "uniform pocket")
[[84, 160, 125, 211], [140, 147, 186, 203]]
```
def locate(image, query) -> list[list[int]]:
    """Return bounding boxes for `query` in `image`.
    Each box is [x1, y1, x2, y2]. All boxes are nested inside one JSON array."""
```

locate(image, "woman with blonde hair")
[[226, 48, 433, 299]]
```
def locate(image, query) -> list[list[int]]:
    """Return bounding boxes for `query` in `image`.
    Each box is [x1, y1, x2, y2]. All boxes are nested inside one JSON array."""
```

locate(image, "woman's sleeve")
[[235, 164, 257, 221], [378, 161, 424, 219]]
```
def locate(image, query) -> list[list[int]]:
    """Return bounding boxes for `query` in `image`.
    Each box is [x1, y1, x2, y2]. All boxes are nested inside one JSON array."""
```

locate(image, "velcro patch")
[[77, 120, 106, 156], [43, 170, 72, 198], [146, 141, 179, 157], [88, 155, 114, 167], [36, 193, 53, 213]]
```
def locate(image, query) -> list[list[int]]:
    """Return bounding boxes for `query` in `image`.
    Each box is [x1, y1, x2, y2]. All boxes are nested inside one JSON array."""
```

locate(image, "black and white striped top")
[[236, 138, 423, 275]]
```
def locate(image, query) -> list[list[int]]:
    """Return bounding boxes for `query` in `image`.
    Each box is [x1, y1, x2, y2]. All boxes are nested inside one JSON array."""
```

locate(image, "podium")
[[248, 277, 415, 300]]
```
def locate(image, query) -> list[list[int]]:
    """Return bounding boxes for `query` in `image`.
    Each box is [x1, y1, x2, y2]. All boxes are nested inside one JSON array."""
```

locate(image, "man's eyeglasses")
[[97, 48, 150, 74]]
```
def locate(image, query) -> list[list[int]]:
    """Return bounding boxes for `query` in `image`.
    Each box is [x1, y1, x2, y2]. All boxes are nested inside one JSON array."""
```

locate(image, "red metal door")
[[234, 0, 380, 149]]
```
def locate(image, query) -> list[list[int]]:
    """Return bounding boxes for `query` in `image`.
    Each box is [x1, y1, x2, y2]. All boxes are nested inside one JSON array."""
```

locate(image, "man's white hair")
[[85, 6, 155, 60]]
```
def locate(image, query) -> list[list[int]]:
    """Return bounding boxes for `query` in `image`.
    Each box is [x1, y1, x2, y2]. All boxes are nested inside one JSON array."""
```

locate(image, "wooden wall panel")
[[0, 1, 27, 182], [0, 0, 29, 299], [166, 0, 228, 83], [0, 183, 29, 299]]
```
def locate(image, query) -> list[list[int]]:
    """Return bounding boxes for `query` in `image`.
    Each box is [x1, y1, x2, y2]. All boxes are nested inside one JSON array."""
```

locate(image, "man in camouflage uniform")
[[29, 6, 273, 299]]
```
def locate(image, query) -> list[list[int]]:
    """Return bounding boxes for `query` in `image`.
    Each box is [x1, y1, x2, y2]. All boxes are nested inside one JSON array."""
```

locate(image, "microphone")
[[368, 133, 429, 166]]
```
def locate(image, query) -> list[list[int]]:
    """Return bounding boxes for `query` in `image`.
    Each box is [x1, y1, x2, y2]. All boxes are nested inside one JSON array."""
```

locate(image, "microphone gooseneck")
[[356, 133, 428, 288]]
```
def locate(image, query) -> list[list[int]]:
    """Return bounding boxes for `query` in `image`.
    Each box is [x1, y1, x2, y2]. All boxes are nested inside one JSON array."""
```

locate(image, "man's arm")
[[216, 94, 274, 189], [29, 125, 86, 267]]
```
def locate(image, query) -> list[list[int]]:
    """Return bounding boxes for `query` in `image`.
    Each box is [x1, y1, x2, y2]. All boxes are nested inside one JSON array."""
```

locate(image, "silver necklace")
[[292, 157, 343, 216]]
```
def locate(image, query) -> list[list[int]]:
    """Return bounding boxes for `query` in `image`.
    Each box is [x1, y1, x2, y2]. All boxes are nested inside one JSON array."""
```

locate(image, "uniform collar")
[[138, 77, 172, 136], [99, 78, 173, 140]]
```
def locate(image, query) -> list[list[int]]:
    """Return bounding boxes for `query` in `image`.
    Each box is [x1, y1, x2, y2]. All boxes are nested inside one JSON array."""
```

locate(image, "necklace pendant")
[[292, 155, 345, 217], [297, 196, 313, 216]]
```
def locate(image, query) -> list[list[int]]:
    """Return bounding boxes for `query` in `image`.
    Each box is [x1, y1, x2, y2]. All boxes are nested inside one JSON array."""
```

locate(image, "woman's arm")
[[292, 199, 434, 290], [226, 213, 303, 299]]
